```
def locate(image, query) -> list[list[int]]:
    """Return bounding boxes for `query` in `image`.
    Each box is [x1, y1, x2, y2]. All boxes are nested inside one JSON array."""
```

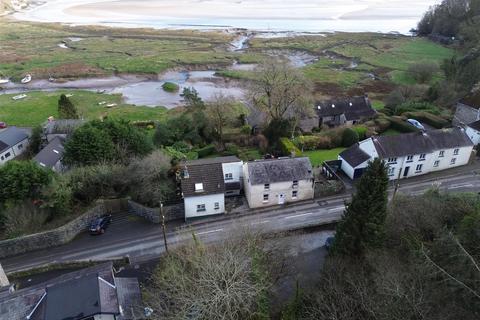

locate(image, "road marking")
[[448, 184, 474, 190], [284, 212, 314, 220], [328, 206, 345, 211], [196, 228, 223, 235], [252, 220, 270, 225]]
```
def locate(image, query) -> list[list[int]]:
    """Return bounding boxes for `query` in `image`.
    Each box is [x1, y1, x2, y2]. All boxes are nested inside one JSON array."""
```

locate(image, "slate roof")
[[0, 140, 9, 153], [0, 262, 136, 320], [247, 157, 313, 185], [33, 136, 65, 169], [315, 96, 376, 121], [181, 163, 226, 197], [0, 126, 29, 147], [468, 120, 480, 131], [339, 144, 371, 167], [372, 128, 473, 158], [185, 156, 241, 166]]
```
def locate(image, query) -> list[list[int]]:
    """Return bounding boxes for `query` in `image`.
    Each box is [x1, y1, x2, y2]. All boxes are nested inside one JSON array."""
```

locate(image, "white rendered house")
[[466, 120, 480, 145], [339, 128, 474, 180], [0, 126, 30, 165]]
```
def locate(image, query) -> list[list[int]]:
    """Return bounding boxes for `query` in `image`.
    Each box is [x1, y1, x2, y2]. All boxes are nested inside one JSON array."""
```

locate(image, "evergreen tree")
[[331, 158, 389, 256], [180, 87, 204, 109], [58, 94, 79, 119]]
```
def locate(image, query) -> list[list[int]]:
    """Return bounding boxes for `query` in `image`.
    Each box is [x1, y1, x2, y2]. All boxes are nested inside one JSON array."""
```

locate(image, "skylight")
[[195, 183, 204, 192]]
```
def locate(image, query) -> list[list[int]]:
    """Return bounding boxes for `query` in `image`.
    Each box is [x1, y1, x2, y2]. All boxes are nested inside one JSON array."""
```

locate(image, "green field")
[[0, 90, 168, 126], [304, 147, 346, 166]]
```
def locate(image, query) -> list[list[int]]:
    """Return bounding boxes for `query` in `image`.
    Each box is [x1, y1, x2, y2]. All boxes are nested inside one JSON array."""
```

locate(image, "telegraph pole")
[[160, 202, 169, 254], [392, 166, 403, 203]]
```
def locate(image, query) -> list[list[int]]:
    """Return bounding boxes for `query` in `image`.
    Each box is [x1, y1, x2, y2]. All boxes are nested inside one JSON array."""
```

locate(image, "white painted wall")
[[0, 147, 14, 165], [339, 156, 371, 180], [358, 138, 379, 158], [0, 138, 29, 166], [11, 138, 28, 157], [243, 164, 314, 209], [222, 161, 243, 184], [466, 126, 480, 145], [184, 193, 225, 219]]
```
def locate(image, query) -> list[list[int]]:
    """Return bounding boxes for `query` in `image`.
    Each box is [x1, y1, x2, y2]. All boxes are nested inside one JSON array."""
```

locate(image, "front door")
[[278, 193, 286, 205], [403, 166, 410, 177]]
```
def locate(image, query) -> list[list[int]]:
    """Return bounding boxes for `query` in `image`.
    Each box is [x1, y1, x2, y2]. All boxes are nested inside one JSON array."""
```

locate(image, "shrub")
[[388, 116, 420, 133], [374, 117, 391, 133], [323, 127, 345, 148], [241, 124, 252, 135], [407, 62, 438, 84], [396, 101, 440, 115], [223, 143, 240, 156], [172, 141, 191, 153], [197, 144, 216, 158], [2, 202, 50, 238], [279, 138, 302, 156], [353, 126, 368, 140], [403, 111, 449, 129], [341, 128, 359, 147], [162, 82, 179, 92], [295, 135, 332, 151]]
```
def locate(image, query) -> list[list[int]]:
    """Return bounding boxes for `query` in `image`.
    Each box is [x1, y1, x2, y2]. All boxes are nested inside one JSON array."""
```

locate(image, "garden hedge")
[[404, 111, 449, 129], [280, 138, 302, 156]]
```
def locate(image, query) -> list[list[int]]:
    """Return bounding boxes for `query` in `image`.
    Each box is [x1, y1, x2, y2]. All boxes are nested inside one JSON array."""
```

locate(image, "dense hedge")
[[388, 116, 420, 133], [342, 128, 360, 147], [280, 138, 302, 156], [404, 111, 450, 129], [353, 125, 368, 140], [197, 144, 216, 158], [294, 135, 333, 151]]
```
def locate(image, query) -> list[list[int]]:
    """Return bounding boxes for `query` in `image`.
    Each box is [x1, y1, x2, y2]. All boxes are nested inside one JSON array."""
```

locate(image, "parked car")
[[0, 122, 7, 129], [89, 214, 112, 235], [325, 236, 335, 251], [407, 119, 425, 130]]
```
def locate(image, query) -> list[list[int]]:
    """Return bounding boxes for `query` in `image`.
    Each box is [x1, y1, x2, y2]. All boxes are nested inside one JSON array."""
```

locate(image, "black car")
[[89, 214, 112, 235]]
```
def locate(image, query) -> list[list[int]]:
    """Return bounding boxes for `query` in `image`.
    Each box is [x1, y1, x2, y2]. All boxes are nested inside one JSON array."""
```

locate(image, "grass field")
[[0, 90, 168, 126], [304, 147, 346, 166]]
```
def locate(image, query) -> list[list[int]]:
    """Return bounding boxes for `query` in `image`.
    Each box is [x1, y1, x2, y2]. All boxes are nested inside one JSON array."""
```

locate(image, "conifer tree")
[[332, 158, 389, 256], [58, 94, 79, 119]]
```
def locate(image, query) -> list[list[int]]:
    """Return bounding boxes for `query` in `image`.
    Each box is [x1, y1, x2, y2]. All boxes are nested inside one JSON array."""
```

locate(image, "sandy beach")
[[13, 0, 439, 33]]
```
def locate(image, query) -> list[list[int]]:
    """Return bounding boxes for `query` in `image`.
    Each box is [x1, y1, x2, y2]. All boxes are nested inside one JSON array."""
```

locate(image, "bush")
[[403, 111, 450, 129], [279, 138, 302, 156], [240, 124, 252, 135], [388, 116, 420, 133], [407, 62, 438, 84], [162, 82, 180, 92], [1, 202, 50, 238], [295, 135, 333, 151], [171, 141, 191, 153], [197, 144, 216, 158], [353, 126, 368, 140], [223, 143, 240, 156], [373, 116, 391, 133], [341, 128, 359, 147]]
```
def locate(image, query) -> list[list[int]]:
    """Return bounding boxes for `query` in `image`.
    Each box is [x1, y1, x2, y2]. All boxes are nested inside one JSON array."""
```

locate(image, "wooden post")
[[160, 202, 168, 254]]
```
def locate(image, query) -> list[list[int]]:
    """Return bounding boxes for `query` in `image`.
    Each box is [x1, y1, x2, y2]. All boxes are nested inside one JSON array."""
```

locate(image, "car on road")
[[89, 214, 112, 235], [325, 236, 335, 250], [0, 122, 7, 129], [407, 119, 425, 130]]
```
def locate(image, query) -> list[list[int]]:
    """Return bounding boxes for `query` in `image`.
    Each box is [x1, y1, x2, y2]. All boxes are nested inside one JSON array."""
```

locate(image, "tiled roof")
[[185, 156, 241, 166], [315, 96, 376, 120], [0, 126, 29, 147], [181, 163, 225, 197], [0, 140, 9, 153], [247, 157, 313, 185], [339, 144, 371, 167], [372, 128, 473, 158]]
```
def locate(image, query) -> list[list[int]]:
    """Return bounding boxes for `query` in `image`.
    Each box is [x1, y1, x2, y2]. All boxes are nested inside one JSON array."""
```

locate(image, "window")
[[263, 194, 269, 202], [292, 190, 298, 199], [416, 164, 423, 172], [406, 155, 414, 162], [196, 204, 206, 212], [264, 184, 270, 190], [18, 144, 23, 150], [194, 183, 204, 192], [292, 180, 298, 188], [451, 158, 457, 165], [225, 173, 233, 180], [214, 202, 220, 210], [454, 148, 459, 155], [419, 154, 426, 161], [388, 167, 395, 176], [434, 160, 440, 167], [4, 152, 10, 158], [439, 151, 445, 158], [387, 157, 397, 163]]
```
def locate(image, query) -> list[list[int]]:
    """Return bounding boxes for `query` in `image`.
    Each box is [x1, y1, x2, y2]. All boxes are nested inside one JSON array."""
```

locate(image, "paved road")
[[2, 168, 480, 273]]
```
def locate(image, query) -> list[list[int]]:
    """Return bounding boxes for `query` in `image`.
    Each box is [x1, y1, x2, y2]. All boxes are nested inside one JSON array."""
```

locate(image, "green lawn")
[[372, 100, 385, 110], [0, 90, 168, 127], [304, 147, 346, 166]]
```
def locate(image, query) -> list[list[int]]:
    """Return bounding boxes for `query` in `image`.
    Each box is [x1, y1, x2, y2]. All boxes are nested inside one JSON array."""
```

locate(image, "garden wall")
[[127, 200, 184, 224]]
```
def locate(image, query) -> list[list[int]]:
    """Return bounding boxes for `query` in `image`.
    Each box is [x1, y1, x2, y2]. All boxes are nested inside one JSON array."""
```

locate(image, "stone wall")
[[127, 200, 184, 223], [0, 201, 107, 259]]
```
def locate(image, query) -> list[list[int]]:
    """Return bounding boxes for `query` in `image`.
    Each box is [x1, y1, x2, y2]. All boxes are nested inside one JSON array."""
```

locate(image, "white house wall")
[[0, 147, 14, 165], [11, 139, 28, 157], [466, 127, 480, 145], [184, 193, 225, 219], [245, 179, 314, 209], [222, 161, 243, 184], [338, 156, 371, 180]]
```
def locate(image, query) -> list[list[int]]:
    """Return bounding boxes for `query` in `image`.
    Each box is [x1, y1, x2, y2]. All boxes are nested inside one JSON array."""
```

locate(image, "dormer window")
[[264, 183, 270, 190], [195, 183, 204, 192], [292, 180, 298, 188], [225, 173, 233, 181]]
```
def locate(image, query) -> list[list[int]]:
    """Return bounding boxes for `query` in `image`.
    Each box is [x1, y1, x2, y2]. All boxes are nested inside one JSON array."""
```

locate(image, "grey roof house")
[[316, 95, 376, 127], [0, 262, 142, 320], [0, 126, 30, 165], [453, 93, 480, 126], [33, 136, 66, 172], [243, 157, 315, 208]]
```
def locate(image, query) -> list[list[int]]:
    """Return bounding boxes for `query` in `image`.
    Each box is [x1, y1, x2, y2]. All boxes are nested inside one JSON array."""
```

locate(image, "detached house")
[[181, 156, 243, 219], [33, 136, 66, 172], [453, 93, 480, 126], [243, 157, 314, 208], [339, 128, 474, 180], [466, 120, 480, 145], [316, 95, 376, 127], [0, 126, 30, 165]]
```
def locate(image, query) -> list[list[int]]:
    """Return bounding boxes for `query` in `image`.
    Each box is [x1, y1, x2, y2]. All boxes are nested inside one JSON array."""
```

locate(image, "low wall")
[[0, 201, 107, 259], [127, 200, 184, 223]]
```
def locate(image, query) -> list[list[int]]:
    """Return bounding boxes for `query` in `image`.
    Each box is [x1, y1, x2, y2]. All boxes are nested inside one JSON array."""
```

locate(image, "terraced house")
[[339, 128, 474, 180]]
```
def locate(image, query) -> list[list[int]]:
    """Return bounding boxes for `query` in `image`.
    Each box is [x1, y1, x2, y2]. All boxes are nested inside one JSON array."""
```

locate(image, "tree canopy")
[[58, 94, 79, 119]]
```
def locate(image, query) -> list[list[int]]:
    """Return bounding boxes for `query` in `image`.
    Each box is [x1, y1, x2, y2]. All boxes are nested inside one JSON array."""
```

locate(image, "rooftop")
[[315, 96, 376, 120], [33, 136, 65, 169], [468, 120, 480, 131], [184, 156, 241, 166], [181, 163, 225, 197], [247, 157, 313, 185], [0, 126, 29, 148], [339, 144, 371, 167]]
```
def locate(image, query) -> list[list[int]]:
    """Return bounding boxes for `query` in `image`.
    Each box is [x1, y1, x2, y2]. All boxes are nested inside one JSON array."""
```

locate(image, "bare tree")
[[247, 60, 312, 122], [205, 93, 236, 147], [143, 229, 274, 320]]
